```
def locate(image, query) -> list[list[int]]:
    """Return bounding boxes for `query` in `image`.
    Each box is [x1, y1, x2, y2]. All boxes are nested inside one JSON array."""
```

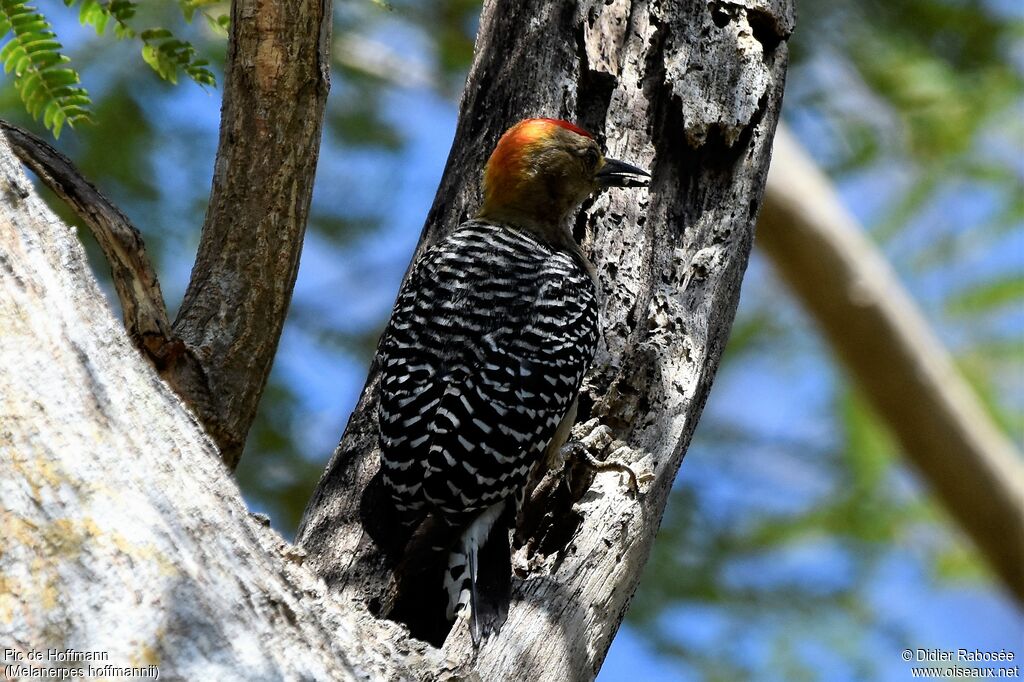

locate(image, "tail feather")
[[445, 501, 512, 646], [468, 511, 512, 644], [388, 501, 513, 647], [386, 514, 462, 646]]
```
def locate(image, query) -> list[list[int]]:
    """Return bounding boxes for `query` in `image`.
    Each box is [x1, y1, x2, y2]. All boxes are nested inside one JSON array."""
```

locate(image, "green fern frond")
[[60, 1, 218, 87], [0, 0, 90, 137], [0, 0, 220, 136], [140, 27, 215, 87]]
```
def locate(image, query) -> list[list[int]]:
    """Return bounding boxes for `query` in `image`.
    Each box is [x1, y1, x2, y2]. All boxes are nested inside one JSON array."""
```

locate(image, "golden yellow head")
[[479, 118, 649, 231]]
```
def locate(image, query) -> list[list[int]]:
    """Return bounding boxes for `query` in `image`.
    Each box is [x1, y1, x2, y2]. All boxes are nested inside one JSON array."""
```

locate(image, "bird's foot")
[[559, 427, 653, 501], [513, 421, 653, 566], [562, 441, 642, 496]]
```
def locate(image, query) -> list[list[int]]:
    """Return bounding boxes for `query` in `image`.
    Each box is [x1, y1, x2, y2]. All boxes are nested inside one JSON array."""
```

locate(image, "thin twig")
[[0, 119, 181, 368]]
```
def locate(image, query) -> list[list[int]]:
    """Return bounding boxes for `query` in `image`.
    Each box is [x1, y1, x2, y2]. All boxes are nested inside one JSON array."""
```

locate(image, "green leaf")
[[140, 42, 175, 83], [139, 27, 172, 41], [78, 0, 109, 34], [946, 274, 1024, 317], [138, 27, 217, 88], [204, 12, 228, 36]]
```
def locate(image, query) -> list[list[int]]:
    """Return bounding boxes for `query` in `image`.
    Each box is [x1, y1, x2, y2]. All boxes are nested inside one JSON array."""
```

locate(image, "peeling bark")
[[298, 0, 792, 678]]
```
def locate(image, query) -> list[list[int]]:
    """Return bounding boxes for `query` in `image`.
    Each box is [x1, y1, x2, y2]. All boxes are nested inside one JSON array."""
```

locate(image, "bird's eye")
[[584, 148, 600, 168]]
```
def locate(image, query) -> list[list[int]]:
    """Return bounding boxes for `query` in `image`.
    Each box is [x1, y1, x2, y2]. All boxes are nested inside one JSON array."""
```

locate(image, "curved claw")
[[561, 441, 648, 499], [578, 448, 642, 496]]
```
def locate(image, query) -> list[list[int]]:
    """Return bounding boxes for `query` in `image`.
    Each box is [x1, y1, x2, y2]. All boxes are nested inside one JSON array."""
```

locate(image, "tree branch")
[[0, 119, 178, 367], [759, 124, 1024, 604], [298, 0, 793, 677], [169, 0, 333, 467]]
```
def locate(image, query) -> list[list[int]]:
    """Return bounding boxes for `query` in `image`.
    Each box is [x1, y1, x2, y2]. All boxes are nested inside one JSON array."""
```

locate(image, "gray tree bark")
[[0, 0, 791, 678], [298, 0, 792, 678]]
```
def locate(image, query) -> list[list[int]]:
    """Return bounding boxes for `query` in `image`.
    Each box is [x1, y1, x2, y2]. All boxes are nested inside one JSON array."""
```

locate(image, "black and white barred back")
[[378, 219, 599, 641], [379, 219, 599, 516]]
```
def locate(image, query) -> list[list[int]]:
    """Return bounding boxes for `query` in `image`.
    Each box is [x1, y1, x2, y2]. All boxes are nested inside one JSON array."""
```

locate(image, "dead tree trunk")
[[298, 0, 792, 678]]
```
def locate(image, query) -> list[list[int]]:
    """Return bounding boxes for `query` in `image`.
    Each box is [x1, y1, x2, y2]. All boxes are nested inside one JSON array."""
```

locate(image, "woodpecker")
[[377, 118, 649, 646]]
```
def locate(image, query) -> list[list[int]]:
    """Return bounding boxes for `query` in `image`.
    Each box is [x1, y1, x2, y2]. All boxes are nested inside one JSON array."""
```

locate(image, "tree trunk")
[[169, 0, 333, 468], [0, 0, 791, 678], [298, 0, 792, 678]]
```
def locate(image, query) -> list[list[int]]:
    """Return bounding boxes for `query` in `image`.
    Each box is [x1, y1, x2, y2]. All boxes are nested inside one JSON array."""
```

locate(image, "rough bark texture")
[[0, 131, 459, 681], [759, 125, 1024, 604], [169, 0, 332, 468], [298, 0, 792, 678]]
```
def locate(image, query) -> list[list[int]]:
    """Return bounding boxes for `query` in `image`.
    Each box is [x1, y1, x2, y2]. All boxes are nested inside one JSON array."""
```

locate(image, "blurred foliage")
[[0, 0, 224, 135], [0, 0, 1020, 679]]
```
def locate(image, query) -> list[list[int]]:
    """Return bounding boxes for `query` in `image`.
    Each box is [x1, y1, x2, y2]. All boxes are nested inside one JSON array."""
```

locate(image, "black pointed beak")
[[596, 158, 650, 188]]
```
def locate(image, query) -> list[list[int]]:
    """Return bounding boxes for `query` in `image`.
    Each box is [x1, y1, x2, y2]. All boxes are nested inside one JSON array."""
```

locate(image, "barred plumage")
[[380, 219, 598, 509]]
